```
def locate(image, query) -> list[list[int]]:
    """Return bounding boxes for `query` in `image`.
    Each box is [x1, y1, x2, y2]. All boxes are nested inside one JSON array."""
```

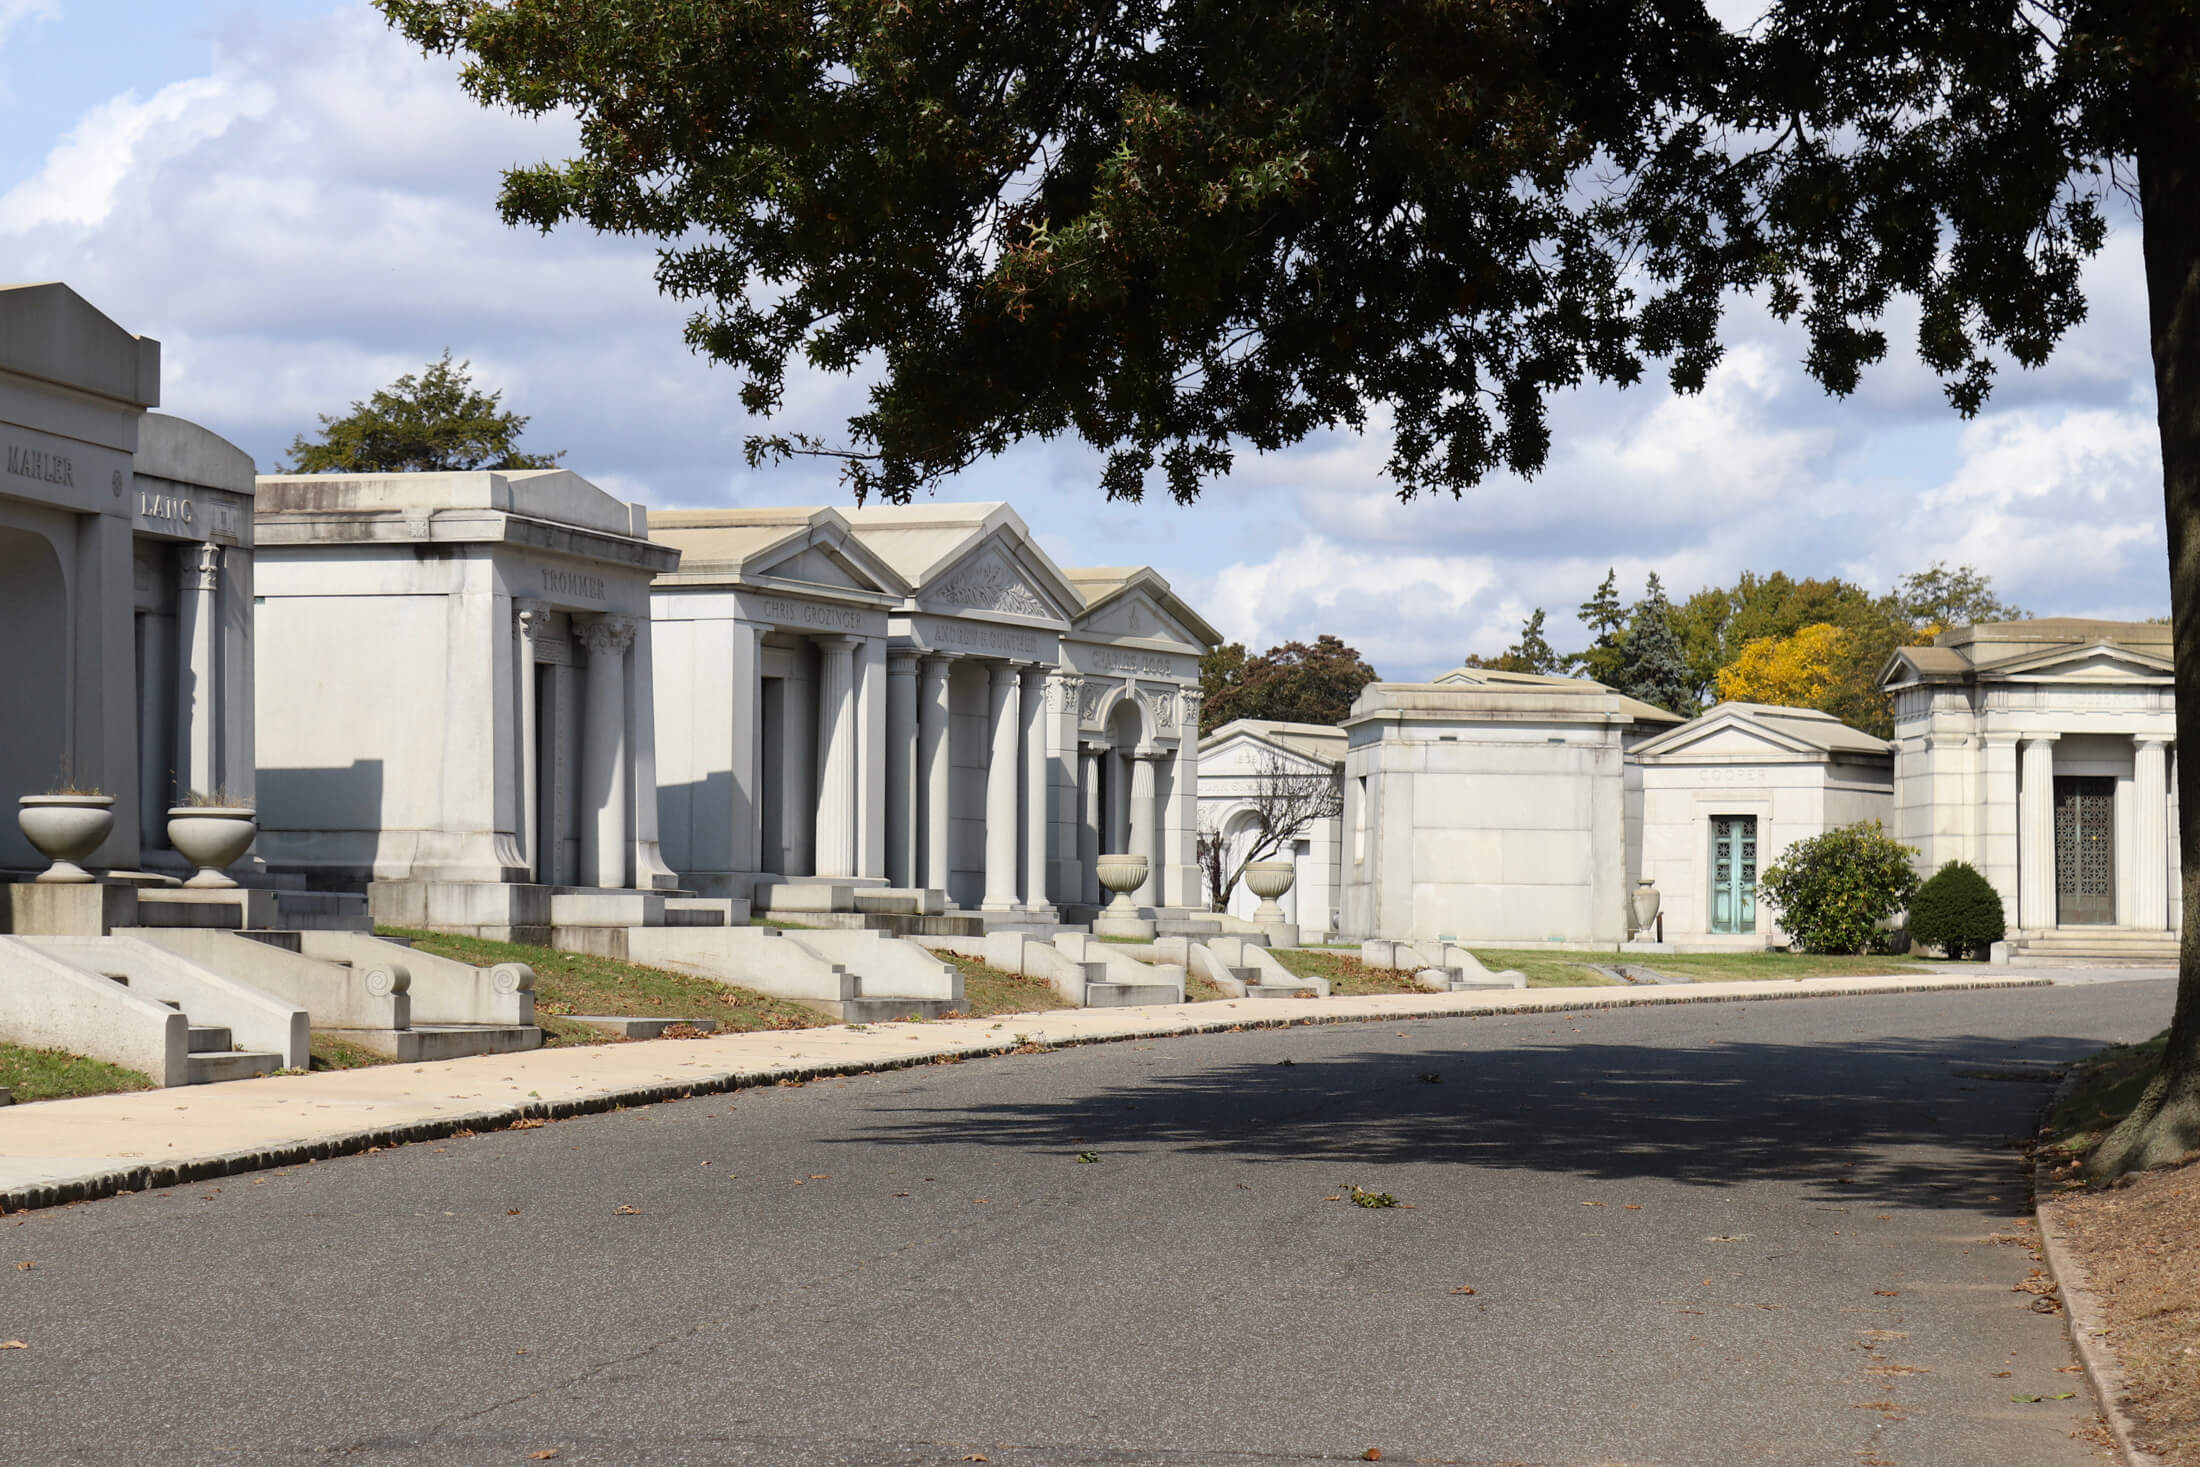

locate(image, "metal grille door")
[[1711, 815, 1758, 934], [2053, 776, 2115, 926]]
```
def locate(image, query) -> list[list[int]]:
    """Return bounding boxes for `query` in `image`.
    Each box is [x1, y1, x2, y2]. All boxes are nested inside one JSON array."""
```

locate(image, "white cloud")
[[1, 1, 2172, 678], [0, 0, 57, 47]]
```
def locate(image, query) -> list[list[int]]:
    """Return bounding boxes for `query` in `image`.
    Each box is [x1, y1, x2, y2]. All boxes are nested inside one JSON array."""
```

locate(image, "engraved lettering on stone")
[[936, 621, 1039, 656], [934, 556, 1048, 617], [137, 490, 195, 527], [1096, 649, 1173, 676], [758, 595, 864, 631], [541, 568, 608, 602], [5, 442, 75, 487]]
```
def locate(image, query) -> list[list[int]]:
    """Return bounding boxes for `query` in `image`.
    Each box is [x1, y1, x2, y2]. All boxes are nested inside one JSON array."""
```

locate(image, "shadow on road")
[[836, 1025, 2102, 1211]]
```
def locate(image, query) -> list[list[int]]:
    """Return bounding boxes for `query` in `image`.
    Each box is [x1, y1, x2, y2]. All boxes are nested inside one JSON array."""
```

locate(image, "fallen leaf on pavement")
[[1363, 1450, 1384, 1462], [962, 1456, 988, 1462], [0, 1340, 23, 1349], [613, 1205, 642, 1215], [1623, 1204, 1642, 1210], [1581, 1201, 1605, 1207], [1451, 1286, 1476, 1295], [1874, 1290, 1899, 1297], [530, 1451, 559, 1460], [13, 1262, 30, 1271]]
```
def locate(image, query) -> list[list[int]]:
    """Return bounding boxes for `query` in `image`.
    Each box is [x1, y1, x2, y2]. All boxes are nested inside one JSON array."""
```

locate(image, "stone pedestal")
[[1, 882, 139, 936]]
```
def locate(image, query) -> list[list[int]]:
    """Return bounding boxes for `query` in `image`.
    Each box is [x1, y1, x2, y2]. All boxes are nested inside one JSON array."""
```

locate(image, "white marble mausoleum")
[[252, 469, 680, 934], [1883, 619, 2180, 944]]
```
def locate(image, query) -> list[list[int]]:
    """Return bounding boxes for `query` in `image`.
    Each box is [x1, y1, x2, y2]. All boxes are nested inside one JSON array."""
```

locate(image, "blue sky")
[[0, 2, 2172, 678]]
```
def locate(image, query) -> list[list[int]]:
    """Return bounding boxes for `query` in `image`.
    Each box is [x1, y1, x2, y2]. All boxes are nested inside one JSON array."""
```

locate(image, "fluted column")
[[814, 635, 860, 878], [1128, 749, 1160, 906], [886, 650, 920, 888], [1020, 664, 1051, 911], [581, 613, 638, 889], [918, 654, 953, 890], [514, 600, 549, 877], [174, 541, 221, 801], [1079, 745, 1102, 905], [2136, 737, 2170, 931], [982, 662, 1022, 911], [2019, 734, 2059, 931]]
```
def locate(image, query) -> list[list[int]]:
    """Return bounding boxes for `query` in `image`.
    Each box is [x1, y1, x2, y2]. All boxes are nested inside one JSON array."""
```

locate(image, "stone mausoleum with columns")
[[251, 469, 680, 938], [651, 502, 1214, 925], [1883, 619, 2181, 957]]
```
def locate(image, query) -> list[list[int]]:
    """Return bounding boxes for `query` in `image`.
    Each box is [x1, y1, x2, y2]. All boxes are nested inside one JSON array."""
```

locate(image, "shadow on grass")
[[837, 1023, 2115, 1210]]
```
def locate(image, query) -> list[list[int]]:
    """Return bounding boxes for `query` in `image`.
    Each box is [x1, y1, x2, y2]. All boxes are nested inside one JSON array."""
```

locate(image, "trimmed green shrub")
[[1756, 820, 1922, 955], [1908, 859, 2006, 960]]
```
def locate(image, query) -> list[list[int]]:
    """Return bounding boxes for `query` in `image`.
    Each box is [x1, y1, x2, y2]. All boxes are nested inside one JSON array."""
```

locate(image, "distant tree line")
[[1464, 563, 2029, 736]]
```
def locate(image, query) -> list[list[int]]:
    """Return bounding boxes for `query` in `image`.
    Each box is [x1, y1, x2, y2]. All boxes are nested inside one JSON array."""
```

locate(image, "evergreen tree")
[[1616, 574, 1693, 716], [285, 351, 562, 474], [1573, 570, 1628, 685], [1462, 607, 1563, 675]]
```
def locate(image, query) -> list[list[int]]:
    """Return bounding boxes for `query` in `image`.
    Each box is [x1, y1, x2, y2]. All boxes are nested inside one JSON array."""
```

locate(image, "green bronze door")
[[1711, 816, 1758, 934], [2054, 776, 2115, 926]]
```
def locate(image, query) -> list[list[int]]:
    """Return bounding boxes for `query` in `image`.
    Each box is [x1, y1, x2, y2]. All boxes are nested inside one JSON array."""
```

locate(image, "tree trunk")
[[2087, 97, 2200, 1179]]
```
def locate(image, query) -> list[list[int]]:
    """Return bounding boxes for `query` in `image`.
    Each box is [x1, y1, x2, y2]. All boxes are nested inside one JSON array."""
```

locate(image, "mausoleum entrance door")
[[2054, 776, 2116, 925], [1710, 815, 1757, 934]]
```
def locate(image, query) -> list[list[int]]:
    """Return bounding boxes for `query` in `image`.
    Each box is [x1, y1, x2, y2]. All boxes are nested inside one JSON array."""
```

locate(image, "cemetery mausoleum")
[[1883, 619, 2179, 956], [252, 469, 681, 936]]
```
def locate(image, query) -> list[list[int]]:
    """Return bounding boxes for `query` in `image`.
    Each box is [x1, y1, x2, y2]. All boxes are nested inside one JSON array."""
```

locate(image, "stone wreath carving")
[[935, 558, 1049, 617]]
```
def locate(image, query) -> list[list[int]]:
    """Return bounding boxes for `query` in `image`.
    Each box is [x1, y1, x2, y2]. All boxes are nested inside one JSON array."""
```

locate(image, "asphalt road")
[[0, 980, 2173, 1467]]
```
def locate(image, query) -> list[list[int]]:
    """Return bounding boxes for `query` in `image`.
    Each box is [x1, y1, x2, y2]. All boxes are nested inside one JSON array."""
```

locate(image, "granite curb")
[[0, 973, 2048, 1216]]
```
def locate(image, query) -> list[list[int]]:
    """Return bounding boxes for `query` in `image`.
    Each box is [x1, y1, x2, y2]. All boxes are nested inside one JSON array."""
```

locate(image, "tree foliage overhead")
[[1199, 635, 1378, 735], [285, 350, 562, 473]]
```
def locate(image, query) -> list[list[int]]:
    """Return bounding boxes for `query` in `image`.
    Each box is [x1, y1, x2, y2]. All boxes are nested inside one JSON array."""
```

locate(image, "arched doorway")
[[0, 525, 70, 869]]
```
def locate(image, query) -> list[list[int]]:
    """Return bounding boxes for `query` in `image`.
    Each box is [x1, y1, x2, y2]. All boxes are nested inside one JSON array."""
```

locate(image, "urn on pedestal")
[[1092, 852, 1155, 938], [1242, 859, 1297, 923], [167, 804, 258, 888], [17, 794, 115, 884]]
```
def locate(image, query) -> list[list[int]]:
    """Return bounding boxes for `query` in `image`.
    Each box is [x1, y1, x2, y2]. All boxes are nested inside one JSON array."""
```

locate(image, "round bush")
[[1907, 859, 2006, 960], [1756, 820, 1921, 955]]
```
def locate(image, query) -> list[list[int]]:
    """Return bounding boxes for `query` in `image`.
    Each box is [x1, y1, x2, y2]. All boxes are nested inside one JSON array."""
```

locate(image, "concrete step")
[[187, 1049, 283, 1084], [320, 1024, 543, 1062], [186, 1024, 233, 1053], [1083, 981, 1184, 1008], [836, 997, 964, 1023], [1153, 918, 1223, 939], [565, 1015, 721, 1038], [1246, 983, 1322, 999]]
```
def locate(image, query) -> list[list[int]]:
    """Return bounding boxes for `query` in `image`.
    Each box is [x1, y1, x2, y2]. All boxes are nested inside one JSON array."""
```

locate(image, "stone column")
[[1047, 673, 1083, 906], [1164, 689, 1205, 908], [135, 610, 171, 850], [856, 635, 887, 879], [174, 541, 220, 801], [1980, 734, 2020, 922], [1129, 749, 1161, 906], [886, 650, 920, 888], [1079, 745, 1102, 906], [581, 613, 638, 889], [736, 622, 769, 881], [2136, 737, 2171, 931], [2019, 734, 2059, 931], [813, 635, 861, 879], [1020, 664, 1051, 911], [982, 662, 1022, 911], [514, 601, 549, 877], [918, 654, 953, 890], [1108, 748, 1131, 854]]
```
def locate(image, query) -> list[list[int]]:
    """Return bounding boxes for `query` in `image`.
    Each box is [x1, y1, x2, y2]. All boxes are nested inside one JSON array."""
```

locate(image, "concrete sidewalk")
[[0, 972, 2045, 1213]]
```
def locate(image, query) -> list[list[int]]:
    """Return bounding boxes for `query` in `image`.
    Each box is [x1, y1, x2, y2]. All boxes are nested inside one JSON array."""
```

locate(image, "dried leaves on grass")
[[2054, 1162, 2200, 1462]]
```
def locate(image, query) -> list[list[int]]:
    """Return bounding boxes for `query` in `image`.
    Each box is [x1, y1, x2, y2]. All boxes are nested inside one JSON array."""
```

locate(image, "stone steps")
[[186, 1049, 285, 1084], [2010, 929, 2178, 961]]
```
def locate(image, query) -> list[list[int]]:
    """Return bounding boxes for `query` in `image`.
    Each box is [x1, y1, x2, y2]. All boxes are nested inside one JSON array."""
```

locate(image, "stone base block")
[[550, 891, 665, 928], [271, 890, 371, 933], [753, 877, 889, 913], [1092, 913, 1157, 939], [2, 882, 139, 936], [835, 997, 963, 1023], [370, 880, 552, 936], [135, 888, 281, 931], [566, 1015, 721, 1038], [322, 1024, 542, 1062], [1083, 981, 1184, 1007]]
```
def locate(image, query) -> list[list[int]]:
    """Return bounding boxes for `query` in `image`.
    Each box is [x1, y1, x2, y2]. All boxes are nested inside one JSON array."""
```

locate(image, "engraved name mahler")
[[6, 444, 74, 487]]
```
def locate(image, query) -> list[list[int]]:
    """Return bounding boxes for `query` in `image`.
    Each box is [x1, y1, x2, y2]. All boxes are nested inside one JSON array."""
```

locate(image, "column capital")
[[514, 598, 551, 639], [1047, 671, 1085, 713], [2137, 735, 2172, 751], [183, 540, 220, 591], [814, 632, 864, 653], [887, 648, 922, 674], [580, 612, 638, 656], [2020, 731, 2061, 746]]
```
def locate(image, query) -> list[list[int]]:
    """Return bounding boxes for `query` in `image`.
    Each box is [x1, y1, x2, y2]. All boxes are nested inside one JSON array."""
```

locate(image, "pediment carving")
[[933, 553, 1050, 617]]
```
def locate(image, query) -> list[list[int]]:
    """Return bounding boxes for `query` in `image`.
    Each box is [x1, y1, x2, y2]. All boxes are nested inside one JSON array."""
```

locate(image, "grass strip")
[[378, 926, 827, 1037], [0, 1042, 154, 1102]]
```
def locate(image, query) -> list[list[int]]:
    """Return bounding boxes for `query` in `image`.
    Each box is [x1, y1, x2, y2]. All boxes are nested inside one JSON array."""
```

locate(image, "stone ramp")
[[623, 923, 966, 1020]]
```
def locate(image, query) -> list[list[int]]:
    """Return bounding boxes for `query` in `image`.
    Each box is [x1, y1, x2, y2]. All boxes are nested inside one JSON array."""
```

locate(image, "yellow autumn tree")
[[1713, 623, 1850, 708]]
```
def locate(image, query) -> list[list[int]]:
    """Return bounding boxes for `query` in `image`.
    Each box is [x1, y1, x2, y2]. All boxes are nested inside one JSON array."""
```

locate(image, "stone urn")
[[1243, 859, 1297, 923], [1095, 852, 1150, 914], [1630, 878, 1663, 937], [17, 794, 114, 884], [166, 805, 257, 888]]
